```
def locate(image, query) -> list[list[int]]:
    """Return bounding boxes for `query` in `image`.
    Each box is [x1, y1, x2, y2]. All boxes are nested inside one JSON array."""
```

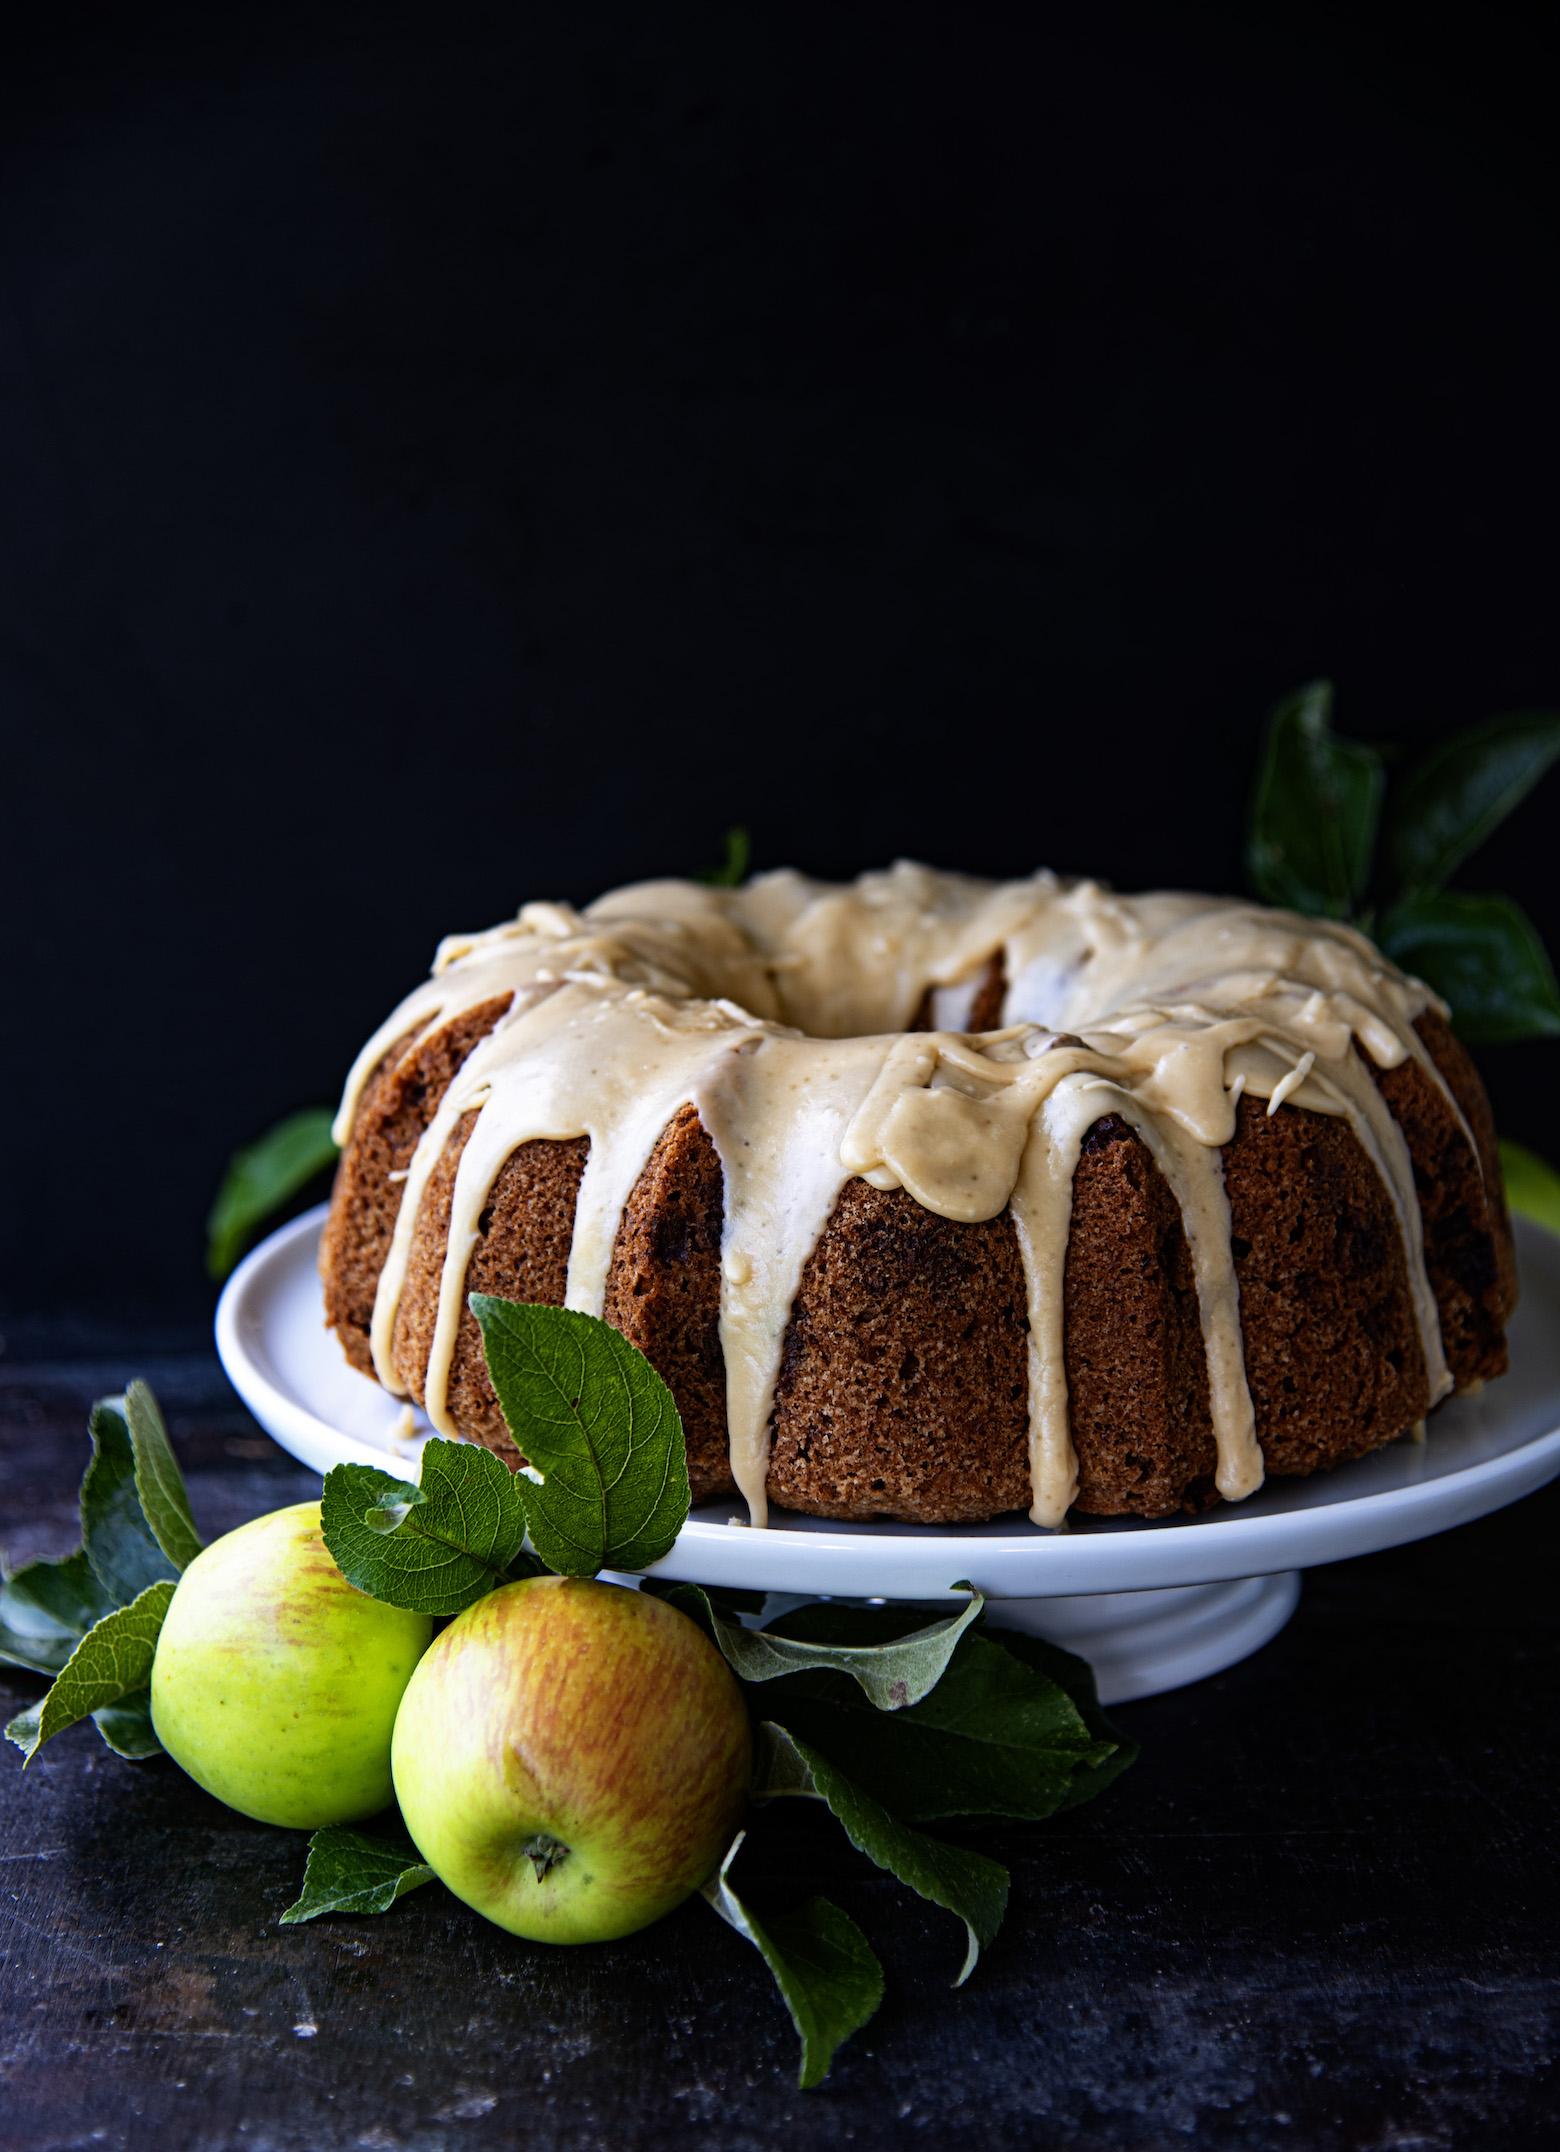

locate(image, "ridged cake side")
[[320, 997, 1510, 1521]]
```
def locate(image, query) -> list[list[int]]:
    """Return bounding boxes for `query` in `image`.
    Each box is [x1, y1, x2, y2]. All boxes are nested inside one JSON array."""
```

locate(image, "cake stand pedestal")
[[984, 1573, 1302, 1703], [217, 1207, 1560, 1705]]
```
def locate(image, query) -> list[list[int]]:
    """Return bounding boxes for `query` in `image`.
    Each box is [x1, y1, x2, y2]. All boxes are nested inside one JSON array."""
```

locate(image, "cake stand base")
[[985, 1571, 1302, 1704]]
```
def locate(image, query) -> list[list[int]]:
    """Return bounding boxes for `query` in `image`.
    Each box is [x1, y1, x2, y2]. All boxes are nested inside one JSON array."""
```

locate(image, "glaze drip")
[[334, 863, 1458, 1529]]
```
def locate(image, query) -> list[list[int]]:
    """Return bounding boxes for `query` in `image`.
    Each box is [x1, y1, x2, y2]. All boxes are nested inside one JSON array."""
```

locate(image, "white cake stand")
[[216, 1208, 1560, 1704]]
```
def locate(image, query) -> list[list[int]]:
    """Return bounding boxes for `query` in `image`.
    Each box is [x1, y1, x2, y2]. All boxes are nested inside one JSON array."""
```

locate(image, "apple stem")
[[521, 1833, 570, 1882]]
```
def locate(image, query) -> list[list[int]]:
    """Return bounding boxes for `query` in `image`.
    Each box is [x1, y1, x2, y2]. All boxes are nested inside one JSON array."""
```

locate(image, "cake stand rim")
[[216, 1205, 1560, 1602]]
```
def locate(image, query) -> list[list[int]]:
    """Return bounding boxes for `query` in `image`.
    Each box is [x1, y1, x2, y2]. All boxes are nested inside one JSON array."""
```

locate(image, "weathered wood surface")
[[2, 1355, 1557, 2151]]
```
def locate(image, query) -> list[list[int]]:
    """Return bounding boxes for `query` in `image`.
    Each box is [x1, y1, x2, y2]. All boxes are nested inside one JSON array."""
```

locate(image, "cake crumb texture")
[[1065, 1114, 1218, 1518], [765, 1176, 1032, 1522], [603, 1105, 736, 1505], [1223, 1093, 1430, 1475]]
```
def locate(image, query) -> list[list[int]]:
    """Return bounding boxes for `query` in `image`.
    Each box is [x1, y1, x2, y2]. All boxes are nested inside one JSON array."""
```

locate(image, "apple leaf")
[[470, 1296, 691, 1577], [700, 1832, 883, 2089], [754, 1723, 1009, 1986], [1247, 680, 1384, 919], [758, 1619, 1118, 1822], [123, 1380, 203, 1572], [1, 1383, 195, 1761], [90, 1688, 164, 1761], [1377, 889, 1560, 1041], [320, 1440, 533, 1617], [751, 1717, 827, 1801], [5, 1580, 176, 1765], [279, 1826, 436, 1925], [686, 1584, 984, 1710], [81, 1400, 181, 1605], [1501, 1139, 1560, 1239], [641, 1579, 765, 1635], [983, 1626, 1141, 1813], [697, 825, 752, 887], [646, 1589, 1136, 1823], [207, 1106, 341, 1280], [1387, 712, 1560, 894], [3, 1701, 43, 1758], [0, 1549, 117, 1677]]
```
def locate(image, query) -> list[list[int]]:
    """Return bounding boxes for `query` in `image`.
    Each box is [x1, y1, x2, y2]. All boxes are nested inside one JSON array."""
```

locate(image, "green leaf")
[[984, 1627, 1140, 1812], [639, 1579, 764, 1637], [91, 1688, 164, 1760], [657, 1594, 1135, 1824], [279, 1826, 436, 1924], [700, 1833, 883, 2089], [1389, 713, 1560, 894], [754, 1724, 1009, 1986], [123, 1380, 202, 1572], [1378, 891, 1560, 1042], [760, 1627, 1115, 1822], [206, 1106, 341, 1280], [81, 1400, 180, 1605], [1500, 1139, 1560, 1239], [320, 1439, 532, 1616], [751, 1715, 828, 1799], [5, 1580, 176, 1764], [0, 1550, 117, 1676], [697, 825, 751, 888], [471, 1297, 691, 1577], [1247, 680, 1384, 919], [702, 1587, 983, 1711], [4, 1702, 43, 1757]]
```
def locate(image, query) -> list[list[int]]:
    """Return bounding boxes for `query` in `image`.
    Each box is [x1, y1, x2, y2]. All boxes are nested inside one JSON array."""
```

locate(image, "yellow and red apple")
[[392, 1576, 751, 1944]]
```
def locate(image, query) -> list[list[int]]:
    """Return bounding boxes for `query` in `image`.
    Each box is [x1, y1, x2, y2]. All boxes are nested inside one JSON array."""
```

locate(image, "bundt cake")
[[318, 865, 1517, 1528]]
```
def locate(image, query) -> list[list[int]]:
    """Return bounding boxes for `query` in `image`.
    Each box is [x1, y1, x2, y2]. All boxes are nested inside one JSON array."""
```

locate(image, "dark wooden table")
[[2, 1353, 1556, 2151]]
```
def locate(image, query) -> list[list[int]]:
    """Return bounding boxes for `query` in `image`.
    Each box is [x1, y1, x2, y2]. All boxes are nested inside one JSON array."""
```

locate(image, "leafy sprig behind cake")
[[1247, 680, 1560, 1042]]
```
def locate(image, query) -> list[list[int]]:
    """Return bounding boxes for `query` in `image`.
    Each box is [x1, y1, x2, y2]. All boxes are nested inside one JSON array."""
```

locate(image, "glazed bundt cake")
[[319, 866, 1517, 1528]]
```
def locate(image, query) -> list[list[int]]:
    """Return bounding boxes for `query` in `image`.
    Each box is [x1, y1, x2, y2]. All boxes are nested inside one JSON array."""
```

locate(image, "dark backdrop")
[[2, 1, 1556, 1339]]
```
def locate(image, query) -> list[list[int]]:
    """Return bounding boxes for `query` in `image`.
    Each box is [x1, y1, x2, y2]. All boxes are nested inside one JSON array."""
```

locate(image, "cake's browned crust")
[[910, 951, 1008, 1033], [391, 1117, 589, 1463], [763, 1177, 1032, 1522], [1222, 1093, 1430, 1475], [1065, 1116, 1218, 1518], [602, 1105, 735, 1506], [1373, 1012, 1513, 1386], [319, 996, 513, 1372]]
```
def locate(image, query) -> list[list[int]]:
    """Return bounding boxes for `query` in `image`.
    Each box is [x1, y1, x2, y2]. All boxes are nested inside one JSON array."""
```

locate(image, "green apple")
[[150, 1502, 432, 1829], [392, 1576, 751, 1944]]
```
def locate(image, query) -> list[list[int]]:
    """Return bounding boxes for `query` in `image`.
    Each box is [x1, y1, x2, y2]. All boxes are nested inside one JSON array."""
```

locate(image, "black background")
[[2, 1, 1557, 1336]]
